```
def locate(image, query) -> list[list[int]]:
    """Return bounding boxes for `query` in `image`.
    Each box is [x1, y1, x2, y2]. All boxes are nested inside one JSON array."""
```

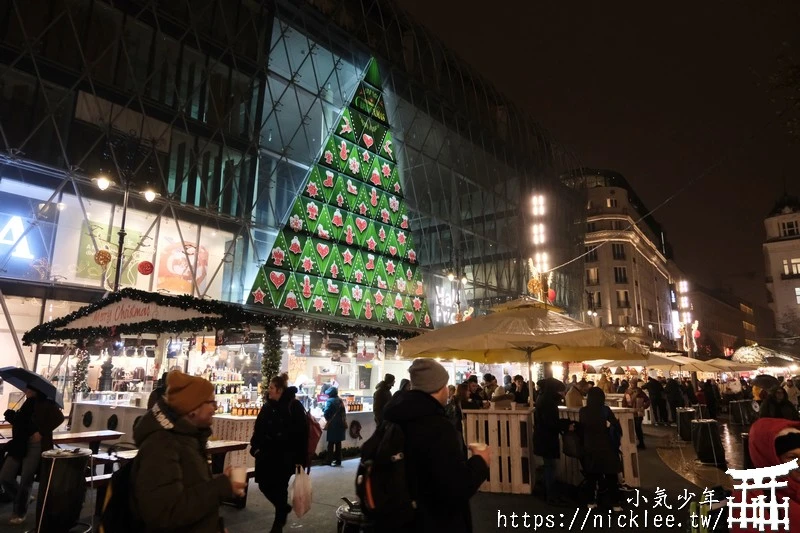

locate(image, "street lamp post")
[[96, 131, 158, 291], [112, 182, 131, 292]]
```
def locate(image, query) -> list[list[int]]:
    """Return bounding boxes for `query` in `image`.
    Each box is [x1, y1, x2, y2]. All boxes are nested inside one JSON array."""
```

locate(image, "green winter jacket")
[[131, 400, 232, 533]]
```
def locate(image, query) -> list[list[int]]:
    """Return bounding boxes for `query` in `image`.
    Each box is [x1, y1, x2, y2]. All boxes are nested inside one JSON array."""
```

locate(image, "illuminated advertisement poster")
[[75, 221, 142, 286], [156, 240, 210, 295], [0, 190, 57, 281]]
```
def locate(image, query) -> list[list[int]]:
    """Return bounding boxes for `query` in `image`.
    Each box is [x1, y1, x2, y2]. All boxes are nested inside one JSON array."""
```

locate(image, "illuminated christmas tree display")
[[249, 59, 432, 329]]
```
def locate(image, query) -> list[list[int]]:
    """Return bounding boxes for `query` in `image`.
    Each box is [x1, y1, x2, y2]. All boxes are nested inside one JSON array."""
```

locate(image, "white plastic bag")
[[288, 466, 312, 518]]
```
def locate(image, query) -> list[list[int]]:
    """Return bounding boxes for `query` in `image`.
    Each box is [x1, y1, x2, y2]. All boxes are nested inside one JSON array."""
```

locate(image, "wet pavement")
[[2, 415, 754, 532]]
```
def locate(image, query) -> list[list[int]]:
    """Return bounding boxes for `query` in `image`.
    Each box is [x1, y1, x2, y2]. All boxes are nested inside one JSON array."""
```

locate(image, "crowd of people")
[[6, 364, 800, 531]]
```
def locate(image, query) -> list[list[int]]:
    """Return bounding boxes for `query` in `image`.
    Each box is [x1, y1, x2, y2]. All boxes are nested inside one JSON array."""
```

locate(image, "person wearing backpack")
[[578, 387, 622, 511], [323, 387, 347, 466], [131, 370, 245, 533], [377, 358, 490, 533], [250, 373, 308, 533]]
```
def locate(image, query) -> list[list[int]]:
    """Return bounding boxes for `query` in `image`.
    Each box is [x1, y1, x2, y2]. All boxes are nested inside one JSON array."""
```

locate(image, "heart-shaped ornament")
[[362, 134, 374, 148], [405, 311, 415, 324], [316, 243, 330, 259], [356, 218, 368, 232], [269, 271, 286, 289]]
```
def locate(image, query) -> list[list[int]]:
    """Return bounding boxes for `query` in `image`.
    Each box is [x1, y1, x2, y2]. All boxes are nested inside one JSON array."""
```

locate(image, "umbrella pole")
[[527, 349, 533, 407]]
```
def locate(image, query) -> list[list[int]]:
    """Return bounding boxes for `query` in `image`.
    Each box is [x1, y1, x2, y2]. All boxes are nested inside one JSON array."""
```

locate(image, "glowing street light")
[[96, 175, 111, 191]]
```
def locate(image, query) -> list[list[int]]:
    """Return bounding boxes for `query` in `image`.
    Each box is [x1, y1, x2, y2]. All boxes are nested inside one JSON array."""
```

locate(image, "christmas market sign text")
[[55, 298, 219, 330]]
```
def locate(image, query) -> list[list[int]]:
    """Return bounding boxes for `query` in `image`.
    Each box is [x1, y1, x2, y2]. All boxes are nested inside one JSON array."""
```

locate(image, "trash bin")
[[336, 502, 374, 533], [676, 407, 696, 442], [35, 448, 92, 533], [741, 433, 753, 470], [691, 404, 708, 419], [730, 400, 756, 425], [691, 419, 727, 467]]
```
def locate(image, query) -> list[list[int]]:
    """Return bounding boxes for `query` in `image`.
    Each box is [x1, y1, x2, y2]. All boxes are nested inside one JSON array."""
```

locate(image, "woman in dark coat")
[[533, 380, 567, 505], [250, 374, 308, 533], [759, 387, 800, 421], [323, 387, 347, 466], [702, 379, 719, 419], [579, 387, 622, 510], [0, 386, 64, 524], [665, 378, 685, 425]]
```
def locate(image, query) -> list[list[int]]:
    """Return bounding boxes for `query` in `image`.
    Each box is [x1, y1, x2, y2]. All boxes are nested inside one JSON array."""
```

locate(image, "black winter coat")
[[578, 405, 622, 475], [373, 381, 393, 423], [533, 391, 564, 459], [381, 390, 489, 533], [645, 379, 665, 400], [250, 390, 308, 485], [5, 396, 64, 458]]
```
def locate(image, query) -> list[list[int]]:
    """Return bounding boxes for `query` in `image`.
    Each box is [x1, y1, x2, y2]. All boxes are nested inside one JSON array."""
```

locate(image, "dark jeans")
[[0, 441, 42, 517], [259, 475, 292, 528], [633, 416, 644, 446], [586, 472, 620, 506], [543, 456, 558, 501], [327, 441, 342, 464], [652, 398, 668, 424]]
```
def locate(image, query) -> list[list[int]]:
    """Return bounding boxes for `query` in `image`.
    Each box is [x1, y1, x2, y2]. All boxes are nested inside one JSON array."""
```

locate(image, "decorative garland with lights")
[[72, 349, 90, 396], [261, 325, 282, 401], [22, 288, 419, 346]]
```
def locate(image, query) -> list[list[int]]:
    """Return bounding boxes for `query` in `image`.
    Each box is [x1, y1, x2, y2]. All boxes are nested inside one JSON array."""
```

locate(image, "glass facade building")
[[0, 0, 585, 370]]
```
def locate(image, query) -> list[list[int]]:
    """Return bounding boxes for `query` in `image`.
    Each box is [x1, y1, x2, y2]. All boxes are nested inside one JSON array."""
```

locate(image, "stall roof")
[[22, 288, 255, 345], [23, 288, 421, 345]]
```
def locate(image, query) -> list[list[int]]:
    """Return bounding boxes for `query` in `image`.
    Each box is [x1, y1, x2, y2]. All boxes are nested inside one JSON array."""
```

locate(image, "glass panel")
[[151, 34, 180, 108], [84, 2, 122, 85]]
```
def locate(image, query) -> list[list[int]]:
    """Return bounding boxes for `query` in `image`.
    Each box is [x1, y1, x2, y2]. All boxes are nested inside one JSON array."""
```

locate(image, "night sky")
[[398, 1, 800, 307]]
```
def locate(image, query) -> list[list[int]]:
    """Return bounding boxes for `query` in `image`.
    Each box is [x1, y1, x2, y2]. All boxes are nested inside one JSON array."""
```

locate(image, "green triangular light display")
[[248, 59, 431, 329]]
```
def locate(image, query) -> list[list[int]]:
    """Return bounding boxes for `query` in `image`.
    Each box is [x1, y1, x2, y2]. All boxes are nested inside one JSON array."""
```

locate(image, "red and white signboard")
[[55, 298, 220, 330]]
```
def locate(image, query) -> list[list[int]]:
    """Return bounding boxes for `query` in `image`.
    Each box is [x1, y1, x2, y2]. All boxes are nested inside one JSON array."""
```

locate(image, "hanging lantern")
[[137, 260, 154, 275], [547, 288, 556, 302], [94, 250, 112, 267]]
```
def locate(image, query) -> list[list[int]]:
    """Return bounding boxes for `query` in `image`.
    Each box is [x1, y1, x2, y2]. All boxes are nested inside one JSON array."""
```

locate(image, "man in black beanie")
[[379, 359, 490, 533]]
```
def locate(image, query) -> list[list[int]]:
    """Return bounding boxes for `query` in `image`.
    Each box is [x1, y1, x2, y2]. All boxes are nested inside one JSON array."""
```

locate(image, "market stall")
[[22, 288, 419, 454]]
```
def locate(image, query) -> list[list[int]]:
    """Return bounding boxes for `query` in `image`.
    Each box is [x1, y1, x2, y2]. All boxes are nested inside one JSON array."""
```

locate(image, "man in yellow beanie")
[[132, 370, 246, 532]]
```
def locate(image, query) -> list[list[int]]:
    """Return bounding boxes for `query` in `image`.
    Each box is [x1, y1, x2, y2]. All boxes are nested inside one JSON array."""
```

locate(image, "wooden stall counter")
[[211, 414, 257, 468], [463, 406, 535, 495]]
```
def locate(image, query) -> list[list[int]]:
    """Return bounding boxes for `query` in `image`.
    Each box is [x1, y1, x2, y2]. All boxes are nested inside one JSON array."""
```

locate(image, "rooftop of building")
[[768, 192, 800, 217], [560, 167, 671, 256]]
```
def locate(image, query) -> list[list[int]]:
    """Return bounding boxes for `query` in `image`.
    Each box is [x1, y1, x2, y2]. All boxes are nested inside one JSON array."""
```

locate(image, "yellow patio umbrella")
[[644, 355, 722, 373], [398, 302, 648, 403], [704, 358, 758, 372]]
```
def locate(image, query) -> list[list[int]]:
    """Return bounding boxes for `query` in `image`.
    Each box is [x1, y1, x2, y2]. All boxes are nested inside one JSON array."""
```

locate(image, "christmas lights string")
[[547, 110, 787, 275]]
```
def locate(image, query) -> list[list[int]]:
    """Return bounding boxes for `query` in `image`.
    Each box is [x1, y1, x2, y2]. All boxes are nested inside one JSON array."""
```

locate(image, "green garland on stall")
[[261, 325, 282, 401], [22, 288, 419, 346]]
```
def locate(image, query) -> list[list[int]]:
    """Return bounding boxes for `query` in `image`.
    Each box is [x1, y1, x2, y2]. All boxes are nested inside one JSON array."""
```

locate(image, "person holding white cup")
[[377, 359, 491, 533]]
